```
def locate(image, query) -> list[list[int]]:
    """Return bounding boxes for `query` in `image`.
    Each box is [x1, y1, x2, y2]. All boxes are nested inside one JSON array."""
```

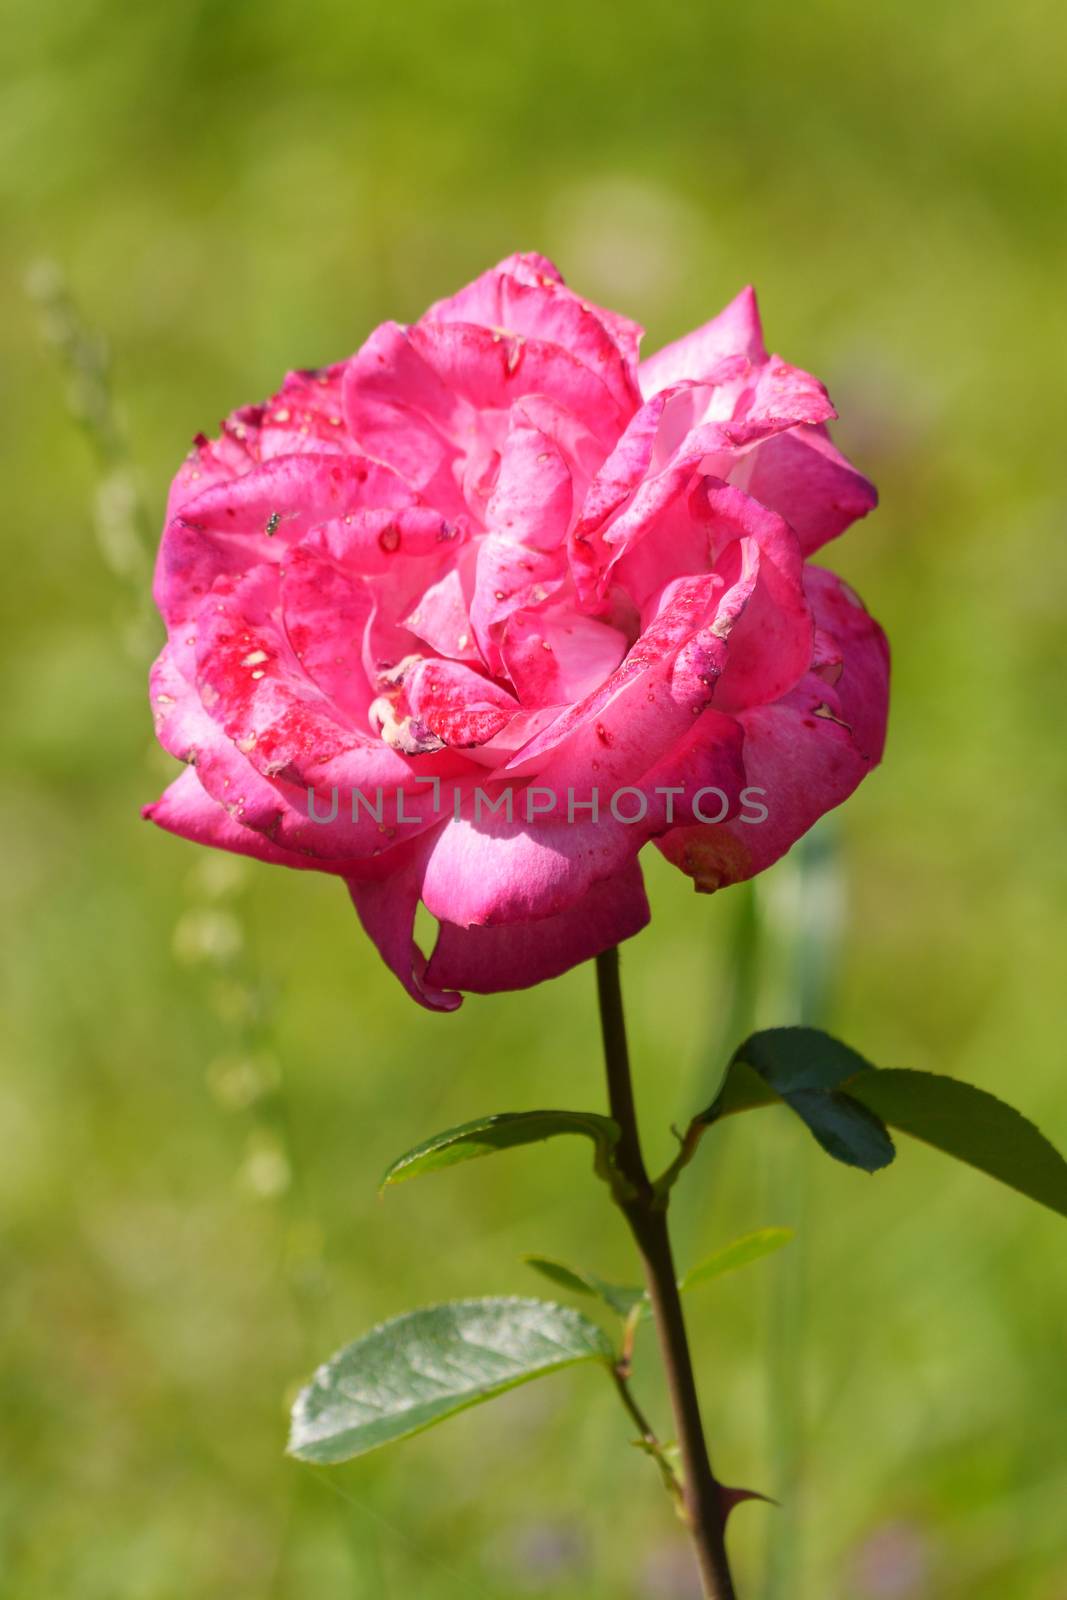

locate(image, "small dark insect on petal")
[[265, 512, 281, 537]]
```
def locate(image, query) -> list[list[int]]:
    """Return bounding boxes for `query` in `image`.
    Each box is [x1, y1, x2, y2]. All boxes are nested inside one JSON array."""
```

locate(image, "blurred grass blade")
[[288, 1298, 613, 1464], [679, 1228, 795, 1292], [702, 1027, 896, 1173], [847, 1069, 1067, 1219], [522, 1255, 645, 1316], [381, 1110, 620, 1191]]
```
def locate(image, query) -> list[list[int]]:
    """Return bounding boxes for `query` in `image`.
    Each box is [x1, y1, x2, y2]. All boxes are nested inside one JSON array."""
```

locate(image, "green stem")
[[611, 1366, 684, 1506], [595, 949, 738, 1600]]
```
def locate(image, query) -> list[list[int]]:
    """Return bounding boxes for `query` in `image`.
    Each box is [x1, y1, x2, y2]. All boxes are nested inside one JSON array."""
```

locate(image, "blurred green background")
[[3, 0, 1066, 1595]]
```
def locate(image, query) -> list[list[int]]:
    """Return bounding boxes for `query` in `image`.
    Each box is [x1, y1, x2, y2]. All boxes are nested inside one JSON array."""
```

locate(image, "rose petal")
[[255, 364, 350, 458], [469, 415, 575, 674], [425, 251, 643, 400], [280, 546, 376, 722], [696, 480, 812, 712], [420, 803, 630, 928], [425, 860, 650, 992], [744, 424, 878, 556], [571, 356, 835, 606], [500, 608, 628, 709], [156, 453, 405, 680], [503, 572, 732, 785], [410, 321, 627, 451], [192, 572, 466, 850], [342, 321, 470, 514], [403, 558, 482, 666], [346, 834, 461, 1012], [639, 285, 766, 396], [402, 657, 519, 749], [658, 565, 889, 889], [143, 766, 316, 870]]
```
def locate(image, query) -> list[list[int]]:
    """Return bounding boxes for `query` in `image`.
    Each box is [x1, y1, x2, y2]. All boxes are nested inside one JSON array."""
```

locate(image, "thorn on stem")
[[719, 1484, 778, 1525]]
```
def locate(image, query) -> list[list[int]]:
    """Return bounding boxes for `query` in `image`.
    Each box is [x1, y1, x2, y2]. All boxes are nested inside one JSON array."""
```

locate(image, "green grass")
[[2, 0, 1066, 1594]]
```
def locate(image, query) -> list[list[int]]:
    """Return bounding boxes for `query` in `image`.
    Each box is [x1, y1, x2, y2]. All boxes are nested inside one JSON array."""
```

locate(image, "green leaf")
[[846, 1069, 1067, 1220], [524, 1230, 792, 1319], [679, 1227, 795, 1291], [380, 1110, 621, 1192], [288, 1297, 614, 1465], [700, 1029, 1067, 1221], [702, 1027, 895, 1173], [522, 1255, 646, 1317]]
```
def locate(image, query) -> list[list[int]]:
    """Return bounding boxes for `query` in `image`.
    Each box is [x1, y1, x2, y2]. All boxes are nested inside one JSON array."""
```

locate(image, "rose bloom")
[[146, 253, 888, 1009]]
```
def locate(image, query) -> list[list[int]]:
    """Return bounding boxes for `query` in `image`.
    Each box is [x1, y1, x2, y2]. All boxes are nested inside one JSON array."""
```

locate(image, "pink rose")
[[145, 253, 888, 1009]]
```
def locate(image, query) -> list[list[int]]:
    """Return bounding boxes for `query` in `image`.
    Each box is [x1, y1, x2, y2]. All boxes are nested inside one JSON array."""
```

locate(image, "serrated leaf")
[[522, 1255, 646, 1317], [846, 1069, 1067, 1220], [679, 1227, 795, 1291], [381, 1110, 620, 1192], [702, 1027, 895, 1173], [289, 1298, 613, 1465]]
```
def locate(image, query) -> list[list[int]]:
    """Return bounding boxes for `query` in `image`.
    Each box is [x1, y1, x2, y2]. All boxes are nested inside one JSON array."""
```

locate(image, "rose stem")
[[595, 947, 738, 1600]]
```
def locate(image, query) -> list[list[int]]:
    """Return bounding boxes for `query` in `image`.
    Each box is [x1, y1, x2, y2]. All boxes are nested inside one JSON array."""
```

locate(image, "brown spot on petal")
[[681, 833, 751, 893], [813, 702, 852, 732]]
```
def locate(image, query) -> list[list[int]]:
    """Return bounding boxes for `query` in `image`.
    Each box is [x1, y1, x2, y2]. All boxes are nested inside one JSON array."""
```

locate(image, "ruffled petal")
[[499, 608, 628, 709], [696, 481, 812, 712], [165, 364, 351, 523], [150, 646, 340, 862], [658, 566, 889, 890], [423, 252, 566, 320], [424, 251, 643, 402], [280, 546, 376, 723], [346, 834, 461, 1012], [485, 412, 574, 553], [155, 453, 405, 683], [344, 313, 626, 527], [151, 646, 415, 865], [403, 559, 481, 666], [502, 571, 735, 788], [402, 657, 519, 749], [571, 357, 835, 607], [420, 803, 628, 928], [470, 414, 574, 675], [342, 322, 471, 514], [305, 506, 472, 678], [425, 860, 650, 992], [639, 286, 766, 396], [255, 364, 351, 457], [420, 697, 748, 931], [410, 321, 628, 452], [801, 566, 889, 763], [143, 767, 317, 870], [191, 572, 466, 853], [743, 424, 878, 556]]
